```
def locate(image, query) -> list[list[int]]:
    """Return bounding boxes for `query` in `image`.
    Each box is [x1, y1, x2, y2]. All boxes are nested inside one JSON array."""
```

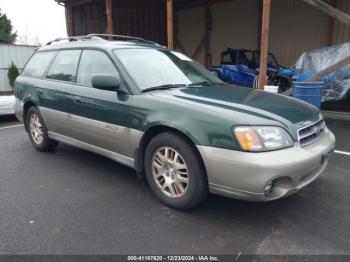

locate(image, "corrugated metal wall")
[[177, 6, 206, 64], [66, 0, 349, 67], [177, 0, 259, 65], [269, 0, 332, 66], [71, 0, 166, 45], [72, 1, 106, 36], [111, 0, 166, 45], [0, 44, 36, 92], [177, 0, 344, 67], [332, 0, 350, 45], [210, 0, 260, 65]]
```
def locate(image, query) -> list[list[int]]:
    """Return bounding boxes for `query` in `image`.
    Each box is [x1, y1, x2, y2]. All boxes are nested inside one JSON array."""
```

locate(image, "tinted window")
[[77, 50, 119, 87], [47, 50, 81, 82], [23, 52, 57, 77]]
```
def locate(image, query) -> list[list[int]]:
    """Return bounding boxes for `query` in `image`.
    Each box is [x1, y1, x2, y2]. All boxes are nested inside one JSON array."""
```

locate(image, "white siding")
[[0, 44, 36, 92]]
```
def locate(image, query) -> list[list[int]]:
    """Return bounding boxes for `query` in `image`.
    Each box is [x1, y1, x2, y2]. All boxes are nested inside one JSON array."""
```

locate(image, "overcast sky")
[[0, 0, 67, 45]]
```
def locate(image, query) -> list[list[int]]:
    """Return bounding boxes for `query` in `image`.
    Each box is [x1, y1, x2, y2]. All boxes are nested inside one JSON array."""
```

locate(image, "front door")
[[69, 50, 135, 159]]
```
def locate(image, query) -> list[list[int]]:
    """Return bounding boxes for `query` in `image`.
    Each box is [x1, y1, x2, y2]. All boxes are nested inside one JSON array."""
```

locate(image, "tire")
[[25, 107, 58, 152], [144, 132, 209, 210]]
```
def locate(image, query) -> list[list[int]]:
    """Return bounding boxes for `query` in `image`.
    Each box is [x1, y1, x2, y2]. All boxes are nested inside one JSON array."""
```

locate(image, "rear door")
[[38, 50, 81, 137], [70, 49, 134, 158]]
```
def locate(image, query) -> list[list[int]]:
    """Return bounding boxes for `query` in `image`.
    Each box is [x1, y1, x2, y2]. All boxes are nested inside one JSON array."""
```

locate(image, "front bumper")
[[197, 129, 336, 201]]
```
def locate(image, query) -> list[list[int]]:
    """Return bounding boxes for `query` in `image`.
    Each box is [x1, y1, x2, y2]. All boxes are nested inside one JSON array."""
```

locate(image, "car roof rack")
[[86, 34, 162, 46], [46, 35, 94, 45], [46, 34, 162, 47]]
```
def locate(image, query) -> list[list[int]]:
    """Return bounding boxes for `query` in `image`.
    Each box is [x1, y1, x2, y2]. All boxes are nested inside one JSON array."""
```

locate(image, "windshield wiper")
[[142, 84, 186, 93], [186, 81, 218, 87]]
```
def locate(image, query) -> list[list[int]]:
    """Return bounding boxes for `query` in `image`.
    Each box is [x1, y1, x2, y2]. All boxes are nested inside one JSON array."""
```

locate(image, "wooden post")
[[258, 0, 272, 90], [105, 0, 113, 37], [167, 0, 174, 49]]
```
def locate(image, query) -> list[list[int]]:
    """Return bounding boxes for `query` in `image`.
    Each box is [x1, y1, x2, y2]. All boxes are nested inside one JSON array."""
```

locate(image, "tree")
[[0, 8, 17, 43], [7, 62, 19, 89]]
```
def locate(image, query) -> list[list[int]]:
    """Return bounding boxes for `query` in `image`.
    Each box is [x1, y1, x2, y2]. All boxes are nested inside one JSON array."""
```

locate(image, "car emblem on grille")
[[315, 126, 321, 135]]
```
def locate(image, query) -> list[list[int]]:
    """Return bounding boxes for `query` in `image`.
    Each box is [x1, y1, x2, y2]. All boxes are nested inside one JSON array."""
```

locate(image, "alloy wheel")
[[29, 113, 44, 145], [152, 147, 189, 198]]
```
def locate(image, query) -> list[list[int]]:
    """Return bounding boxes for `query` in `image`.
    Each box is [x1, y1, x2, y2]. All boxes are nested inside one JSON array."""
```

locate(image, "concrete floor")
[[0, 116, 349, 255]]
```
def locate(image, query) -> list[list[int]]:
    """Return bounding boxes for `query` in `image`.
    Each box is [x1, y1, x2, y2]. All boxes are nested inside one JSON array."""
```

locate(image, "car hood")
[[151, 84, 320, 127]]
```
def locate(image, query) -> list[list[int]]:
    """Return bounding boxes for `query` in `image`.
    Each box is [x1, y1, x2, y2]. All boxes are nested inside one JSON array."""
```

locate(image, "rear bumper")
[[0, 97, 15, 116], [197, 129, 336, 201]]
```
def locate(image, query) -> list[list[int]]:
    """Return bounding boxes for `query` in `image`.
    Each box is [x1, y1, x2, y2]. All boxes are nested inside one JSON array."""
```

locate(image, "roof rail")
[[45, 36, 92, 46], [86, 34, 161, 46], [87, 34, 144, 41], [46, 34, 163, 47]]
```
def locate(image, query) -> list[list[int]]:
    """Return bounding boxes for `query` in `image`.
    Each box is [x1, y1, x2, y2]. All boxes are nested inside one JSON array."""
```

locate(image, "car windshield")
[[114, 48, 222, 91]]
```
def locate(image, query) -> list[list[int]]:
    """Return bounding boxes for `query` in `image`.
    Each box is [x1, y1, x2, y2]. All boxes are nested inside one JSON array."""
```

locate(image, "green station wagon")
[[15, 34, 335, 209]]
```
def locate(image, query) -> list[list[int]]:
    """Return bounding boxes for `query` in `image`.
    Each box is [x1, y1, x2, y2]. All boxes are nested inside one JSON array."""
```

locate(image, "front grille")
[[298, 119, 326, 147]]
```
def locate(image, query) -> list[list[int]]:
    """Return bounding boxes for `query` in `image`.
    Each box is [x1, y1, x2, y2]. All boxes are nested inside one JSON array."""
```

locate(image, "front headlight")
[[234, 126, 294, 152]]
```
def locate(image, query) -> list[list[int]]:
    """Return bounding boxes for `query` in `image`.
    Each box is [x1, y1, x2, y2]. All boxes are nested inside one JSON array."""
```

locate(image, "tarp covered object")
[[293, 43, 350, 102]]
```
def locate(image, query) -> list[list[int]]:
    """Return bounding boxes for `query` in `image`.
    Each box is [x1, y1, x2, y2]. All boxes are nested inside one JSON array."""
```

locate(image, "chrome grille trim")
[[298, 119, 326, 147]]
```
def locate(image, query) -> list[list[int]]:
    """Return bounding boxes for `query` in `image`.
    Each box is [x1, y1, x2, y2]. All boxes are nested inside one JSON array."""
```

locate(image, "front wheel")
[[144, 132, 208, 210], [25, 107, 58, 152]]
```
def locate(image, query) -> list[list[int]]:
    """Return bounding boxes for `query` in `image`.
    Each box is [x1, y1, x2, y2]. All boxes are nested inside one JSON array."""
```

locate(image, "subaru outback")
[[14, 34, 335, 210]]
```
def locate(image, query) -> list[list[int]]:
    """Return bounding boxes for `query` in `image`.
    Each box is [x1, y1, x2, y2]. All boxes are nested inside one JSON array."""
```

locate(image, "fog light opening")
[[264, 180, 275, 197]]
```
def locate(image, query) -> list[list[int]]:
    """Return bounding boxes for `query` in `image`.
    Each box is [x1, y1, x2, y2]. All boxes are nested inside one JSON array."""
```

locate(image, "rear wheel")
[[25, 107, 58, 152], [144, 132, 208, 210]]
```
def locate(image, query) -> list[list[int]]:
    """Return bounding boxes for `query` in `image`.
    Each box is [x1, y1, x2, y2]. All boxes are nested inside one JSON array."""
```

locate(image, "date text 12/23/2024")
[[127, 256, 220, 261]]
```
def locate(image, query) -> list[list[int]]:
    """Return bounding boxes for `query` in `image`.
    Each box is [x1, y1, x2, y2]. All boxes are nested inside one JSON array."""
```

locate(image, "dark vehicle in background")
[[210, 48, 294, 92]]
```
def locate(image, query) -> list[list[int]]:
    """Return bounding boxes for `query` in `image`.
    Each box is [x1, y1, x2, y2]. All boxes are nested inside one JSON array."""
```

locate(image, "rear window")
[[22, 52, 57, 78], [47, 50, 81, 82]]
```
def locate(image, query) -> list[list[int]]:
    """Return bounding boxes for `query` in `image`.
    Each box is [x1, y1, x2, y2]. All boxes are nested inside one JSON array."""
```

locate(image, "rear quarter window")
[[22, 51, 57, 78]]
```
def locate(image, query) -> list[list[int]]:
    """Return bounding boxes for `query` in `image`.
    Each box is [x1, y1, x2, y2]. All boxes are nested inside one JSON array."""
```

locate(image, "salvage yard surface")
[[0, 116, 349, 255]]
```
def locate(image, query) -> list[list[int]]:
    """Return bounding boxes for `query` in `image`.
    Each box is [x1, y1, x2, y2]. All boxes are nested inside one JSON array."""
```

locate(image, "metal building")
[[0, 44, 36, 93], [55, 0, 350, 89]]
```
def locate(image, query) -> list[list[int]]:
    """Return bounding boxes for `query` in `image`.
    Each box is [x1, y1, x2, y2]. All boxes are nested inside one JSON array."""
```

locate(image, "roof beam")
[[175, 0, 233, 10], [301, 0, 350, 26]]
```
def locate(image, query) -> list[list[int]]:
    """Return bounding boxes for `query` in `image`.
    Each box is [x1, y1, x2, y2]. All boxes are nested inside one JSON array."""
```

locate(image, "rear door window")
[[22, 52, 57, 78], [77, 50, 119, 87], [46, 50, 81, 82]]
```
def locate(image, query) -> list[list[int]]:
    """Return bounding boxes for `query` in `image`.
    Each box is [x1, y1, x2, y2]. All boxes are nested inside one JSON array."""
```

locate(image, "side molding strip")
[[48, 131, 135, 168]]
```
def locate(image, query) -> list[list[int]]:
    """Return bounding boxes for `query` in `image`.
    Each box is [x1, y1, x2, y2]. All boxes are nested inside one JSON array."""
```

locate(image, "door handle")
[[37, 90, 44, 96], [74, 98, 82, 104]]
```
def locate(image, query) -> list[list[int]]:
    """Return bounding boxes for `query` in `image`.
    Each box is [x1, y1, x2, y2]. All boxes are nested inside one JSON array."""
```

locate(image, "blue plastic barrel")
[[292, 81, 324, 109]]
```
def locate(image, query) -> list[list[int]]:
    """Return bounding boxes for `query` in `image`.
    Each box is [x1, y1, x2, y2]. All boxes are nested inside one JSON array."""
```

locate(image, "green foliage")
[[7, 62, 19, 88], [0, 8, 17, 43]]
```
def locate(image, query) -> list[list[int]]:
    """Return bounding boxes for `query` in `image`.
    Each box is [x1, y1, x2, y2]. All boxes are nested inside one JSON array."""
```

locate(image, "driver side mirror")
[[92, 74, 120, 91]]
